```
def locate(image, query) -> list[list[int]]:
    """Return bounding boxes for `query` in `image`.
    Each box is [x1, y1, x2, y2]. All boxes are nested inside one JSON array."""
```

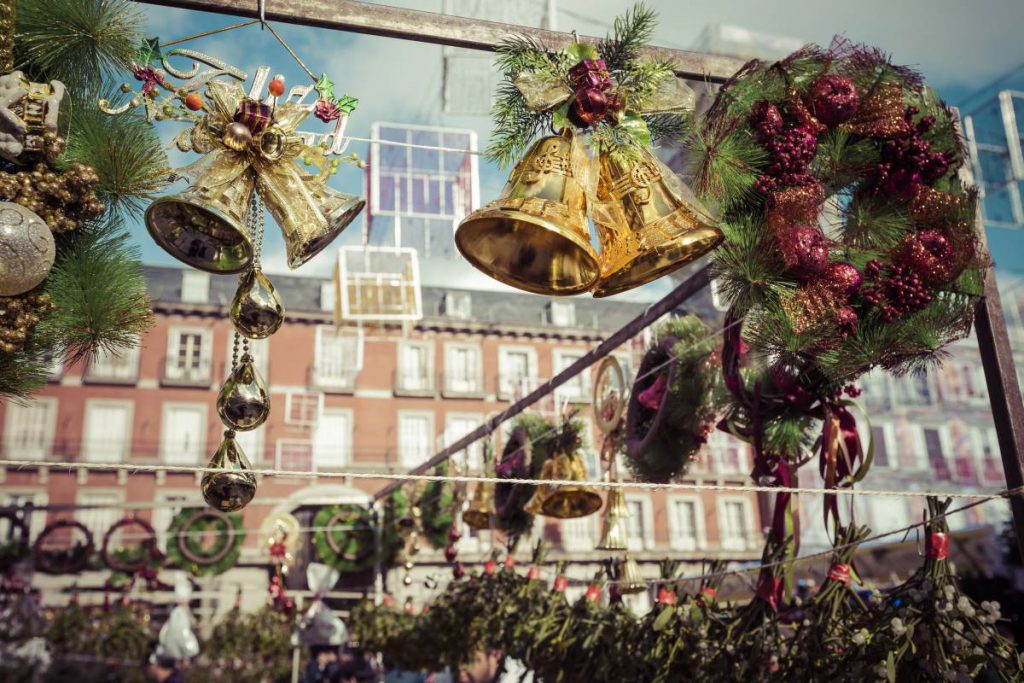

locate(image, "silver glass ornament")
[[201, 430, 257, 511], [217, 353, 270, 430], [0, 202, 55, 296], [230, 269, 285, 339]]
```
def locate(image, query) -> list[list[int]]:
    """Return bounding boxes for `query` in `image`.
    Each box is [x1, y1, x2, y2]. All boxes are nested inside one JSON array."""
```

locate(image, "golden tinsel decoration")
[[0, 289, 55, 353], [781, 281, 839, 336], [766, 183, 826, 231], [839, 83, 912, 140], [910, 184, 966, 229]]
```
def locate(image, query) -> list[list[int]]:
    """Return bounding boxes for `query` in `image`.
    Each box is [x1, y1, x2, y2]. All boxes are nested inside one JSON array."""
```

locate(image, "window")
[[397, 341, 433, 393], [978, 429, 1003, 485], [152, 492, 190, 552], [894, 373, 934, 406], [442, 291, 472, 319], [858, 371, 892, 410], [165, 327, 212, 384], [275, 439, 314, 472], [181, 271, 210, 303], [314, 326, 362, 391], [561, 516, 596, 551], [444, 414, 483, 469], [719, 498, 753, 551], [949, 362, 988, 404], [161, 404, 206, 465], [314, 409, 353, 469], [398, 412, 433, 468], [224, 336, 269, 380], [234, 426, 265, 465], [444, 343, 483, 394], [577, 420, 601, 480], [707, 430, 746, 475], [76, 491, 122, 540], [0, 491, 47, 538], [669, 498, 703, 551], [82, 400, 132, 462], [624, 496, 654, 551], [4, 397, 57, 460], [285, 392, 323, 426], [85, 345, 140, 384], [553, 349, 590, 402], [922, 427, 951, 481], [871, 425, 890, 468], [498, 347, 536, 398], [320, 281, 336, 312], [547, 300, 576, 327]]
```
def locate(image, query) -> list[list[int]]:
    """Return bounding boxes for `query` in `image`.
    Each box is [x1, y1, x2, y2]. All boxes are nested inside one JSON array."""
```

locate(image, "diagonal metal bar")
[[132, 0, 745, 82], [372, 263, 712, 500]]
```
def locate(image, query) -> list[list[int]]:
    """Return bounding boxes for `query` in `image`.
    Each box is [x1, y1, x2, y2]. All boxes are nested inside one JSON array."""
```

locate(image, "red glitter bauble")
[[573, 87, 609, 126], [751, 100, 784, 139], [809, 75, 860, 126], [823, 261, 862, 298], [777, 225, 829, 278], [444, 543, 458, 563], [836, 306, 858, 338], [896, 228, 955, 287], [452, 562, 465, 580]]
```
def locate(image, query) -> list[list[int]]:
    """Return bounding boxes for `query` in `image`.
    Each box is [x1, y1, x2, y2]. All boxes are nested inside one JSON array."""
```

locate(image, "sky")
[[133, 0, 1024, 300]]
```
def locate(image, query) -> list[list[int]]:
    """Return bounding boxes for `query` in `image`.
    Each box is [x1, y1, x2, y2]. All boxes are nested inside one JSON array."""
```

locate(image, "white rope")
[[353, 135, 482, 155], [1, 458, 1018, 501]]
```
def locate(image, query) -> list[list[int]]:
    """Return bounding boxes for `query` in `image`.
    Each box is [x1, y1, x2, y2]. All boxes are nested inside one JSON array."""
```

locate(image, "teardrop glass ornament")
[[201, 430, 257, 512], [217, 353, 270, 430], [231, 268, 285, 339]]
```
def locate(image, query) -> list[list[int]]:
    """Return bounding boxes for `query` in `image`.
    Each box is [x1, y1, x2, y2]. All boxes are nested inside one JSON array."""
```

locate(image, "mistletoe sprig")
[[487, 3, 692, 167]]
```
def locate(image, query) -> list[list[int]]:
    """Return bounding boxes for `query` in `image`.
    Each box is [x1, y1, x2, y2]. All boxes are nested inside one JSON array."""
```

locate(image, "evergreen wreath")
[[313, 492, 409, 574], [624, 315, 719, 482], [101, 515, 160, 574], [692, 39, 985, 387], [32, 518, 93, 574], [166, 508, 244, 577]]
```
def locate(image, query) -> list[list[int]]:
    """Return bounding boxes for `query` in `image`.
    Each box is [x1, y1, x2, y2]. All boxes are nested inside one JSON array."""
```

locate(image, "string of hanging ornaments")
[[103, 20, 366, 512]]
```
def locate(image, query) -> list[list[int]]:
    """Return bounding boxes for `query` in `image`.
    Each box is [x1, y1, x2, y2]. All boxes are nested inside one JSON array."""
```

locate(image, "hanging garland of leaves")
[[692, 39, 984, 388], [166, 508, 244, 577], [32, 518, 94, 574], [421, 465, 455, 550], [624, 315, 719, 482]]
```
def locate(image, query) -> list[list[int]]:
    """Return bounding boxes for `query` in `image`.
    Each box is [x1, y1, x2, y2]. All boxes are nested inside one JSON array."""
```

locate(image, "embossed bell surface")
[[463, 481, 496, 530], [201, 431, 257, 512], [455, 131, 599, 295], [523, 457, 555, 516], [596, 486, 630, 551], [591, 146, 723, 298], [217, 353, 270, 431], [540, 452, 603, 519], [231, 269, 285, 339], [145, 159, 256, 274]]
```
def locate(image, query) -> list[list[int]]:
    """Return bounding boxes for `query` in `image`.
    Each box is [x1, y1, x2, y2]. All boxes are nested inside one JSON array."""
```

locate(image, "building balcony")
[[309, 365, 359, 393], [441, 371, 486, 398], [394, 369, 435, 397], [161, 356, 212, 387], [83, 347, 140, 385]]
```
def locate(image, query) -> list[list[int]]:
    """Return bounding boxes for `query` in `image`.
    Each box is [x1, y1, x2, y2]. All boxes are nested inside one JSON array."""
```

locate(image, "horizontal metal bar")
[[132, 0, 745, 82]]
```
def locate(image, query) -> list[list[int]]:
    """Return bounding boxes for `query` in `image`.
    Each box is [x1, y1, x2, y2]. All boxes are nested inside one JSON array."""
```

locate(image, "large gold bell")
[[455, 130, 600, 295], [596, 486, 630, 551], [145, 158, 255, 274], [523, 458, 554, 516], [462, 481, 496, 530], [591, 146, 723, 298], [540, 452, 603, 519]]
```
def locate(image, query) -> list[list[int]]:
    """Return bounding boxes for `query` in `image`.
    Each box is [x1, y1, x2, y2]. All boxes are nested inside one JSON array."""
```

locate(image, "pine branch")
[[0, 344, 50, 399], [15, 0, 143, 93], [644, 112, 691, 145], [598, 3, 659, 73], [0, 0, 13, 72]]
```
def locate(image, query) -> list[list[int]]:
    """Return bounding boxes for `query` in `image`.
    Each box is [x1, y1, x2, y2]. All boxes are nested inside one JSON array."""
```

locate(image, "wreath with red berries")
[[692, 39, 985, 386], [33, 519, 94, 574]]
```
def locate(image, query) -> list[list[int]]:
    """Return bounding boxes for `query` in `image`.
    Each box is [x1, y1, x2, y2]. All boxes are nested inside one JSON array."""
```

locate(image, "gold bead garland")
[[0, 289, 54, 353]]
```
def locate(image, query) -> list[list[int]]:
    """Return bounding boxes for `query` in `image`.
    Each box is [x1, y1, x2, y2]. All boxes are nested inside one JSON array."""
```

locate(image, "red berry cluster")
[[862, 259, 933, 321], [877, 108, 955, 200], [751, 100, 820, 194], [567, 58, 621, 127], [445, 523, 464, 579]]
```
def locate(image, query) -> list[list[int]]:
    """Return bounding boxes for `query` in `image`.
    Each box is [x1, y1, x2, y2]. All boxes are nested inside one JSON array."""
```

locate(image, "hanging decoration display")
[[31, 519, 94, 575], [0, 0, 157, 399], [593, 356, 630, 552], [514, 413, 598, 521], [624, 315, 719, 482], [422, 465, 459, 549], [101, 516, 163, 578], [457, 4, 721, 297], [166, 507, 244, 577], [693, 39, 984, 385], [260, 511, 300, 576], [312, 504, 376, 575], [201, 429, 258, 512], [154, 572, 200, 661], [462, 439, 495, 532], [494, 420, 542, 537], [292, 562, 346, 647]]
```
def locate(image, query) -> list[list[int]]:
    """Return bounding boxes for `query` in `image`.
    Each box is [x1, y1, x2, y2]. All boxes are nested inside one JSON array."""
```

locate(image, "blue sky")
[[135, 0, 1024, 298]]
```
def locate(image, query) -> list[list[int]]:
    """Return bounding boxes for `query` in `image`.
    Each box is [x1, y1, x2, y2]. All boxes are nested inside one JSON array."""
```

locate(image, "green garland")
[[692, 40, 984, 391], [421, 465, 455, 550], [166, 508, 244, 577], [312, 492, 409, 574]]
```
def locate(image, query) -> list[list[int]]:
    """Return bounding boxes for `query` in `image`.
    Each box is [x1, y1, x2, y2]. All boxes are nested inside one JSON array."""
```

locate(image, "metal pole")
[[372, 263, 712, 501]]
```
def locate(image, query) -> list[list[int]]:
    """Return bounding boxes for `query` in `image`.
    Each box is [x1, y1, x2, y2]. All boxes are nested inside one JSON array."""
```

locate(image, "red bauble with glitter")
[[896, 229, 956, 287], [184, 93, 204, 111], [750, 100, 784, 139], [836, 306, 858, 337], [823, 261, 862, 298], [809, 75, 860, 126], [776, 225, 829, 278], [573, 88, 610, 126], [452, 562, 465, 580], [444, 543, 458, 563]]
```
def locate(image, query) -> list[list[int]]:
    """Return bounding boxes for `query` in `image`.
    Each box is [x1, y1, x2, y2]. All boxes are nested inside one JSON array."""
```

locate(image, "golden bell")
[[540, 452, 603, 519], [523, 458, 555, 516], [591, 146, 723, 298], [618, 552, 646, 594], [462, 482, 496, 531], [596, 486, 630, 551], [145, 161, 255, 274], [455, 130, 600, 295], [201, 430, 257, 512]]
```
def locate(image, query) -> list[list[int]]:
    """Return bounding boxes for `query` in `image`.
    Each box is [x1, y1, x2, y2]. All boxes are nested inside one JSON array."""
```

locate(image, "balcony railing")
[[441, 371, 485, 398], [394, 369, 435, 397], [161, 356, 212, 387], [84, 348, 140, 385], [309, 364, 359, 393]]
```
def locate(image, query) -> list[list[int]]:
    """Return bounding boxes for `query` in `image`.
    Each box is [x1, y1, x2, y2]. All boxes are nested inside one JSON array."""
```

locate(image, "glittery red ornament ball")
[[444, 543, 458, 563], [777, 224, 829, 278], [751, 100, 784, 139], [897, 228, 955, 286], [823, 261, 862, 298], [268, 78, 286, 97], [836, 306, 858, 337], [573, 87, 609, 126], [810, 75, 860, 126], [453, 562, 465, 580]]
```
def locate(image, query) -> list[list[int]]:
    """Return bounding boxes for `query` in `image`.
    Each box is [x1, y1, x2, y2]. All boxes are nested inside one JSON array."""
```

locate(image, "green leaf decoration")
[[566, 42, 598, 62]]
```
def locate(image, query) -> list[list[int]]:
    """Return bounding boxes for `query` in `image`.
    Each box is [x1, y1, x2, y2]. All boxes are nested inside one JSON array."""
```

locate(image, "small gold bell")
[[540, 452, 603, 519], [595, 487, 630, 551], [462, 481, 496, 531], [618, 552, 646, 594], [222, 121, 253, 151], [216, 353, 270, 430], [231, 269, 285, 339], [201, 430, 257, 512]]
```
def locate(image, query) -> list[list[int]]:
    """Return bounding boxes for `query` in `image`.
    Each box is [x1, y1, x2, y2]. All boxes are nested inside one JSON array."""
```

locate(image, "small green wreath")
[[167, 508, 244, 576], [314, 494, 408, 574], [33, 519, 94, 575]]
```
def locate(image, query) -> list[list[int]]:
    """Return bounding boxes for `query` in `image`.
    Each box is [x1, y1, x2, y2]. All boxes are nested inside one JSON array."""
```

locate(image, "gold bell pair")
[[455, 130, 722, 297], [524, 451, 602, 519]]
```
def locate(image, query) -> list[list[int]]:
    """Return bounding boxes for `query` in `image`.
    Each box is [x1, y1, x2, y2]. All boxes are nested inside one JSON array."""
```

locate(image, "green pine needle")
[[598, 2, 659, 73], [0, 345, 50, 400], [16, 0, 143, 93]]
